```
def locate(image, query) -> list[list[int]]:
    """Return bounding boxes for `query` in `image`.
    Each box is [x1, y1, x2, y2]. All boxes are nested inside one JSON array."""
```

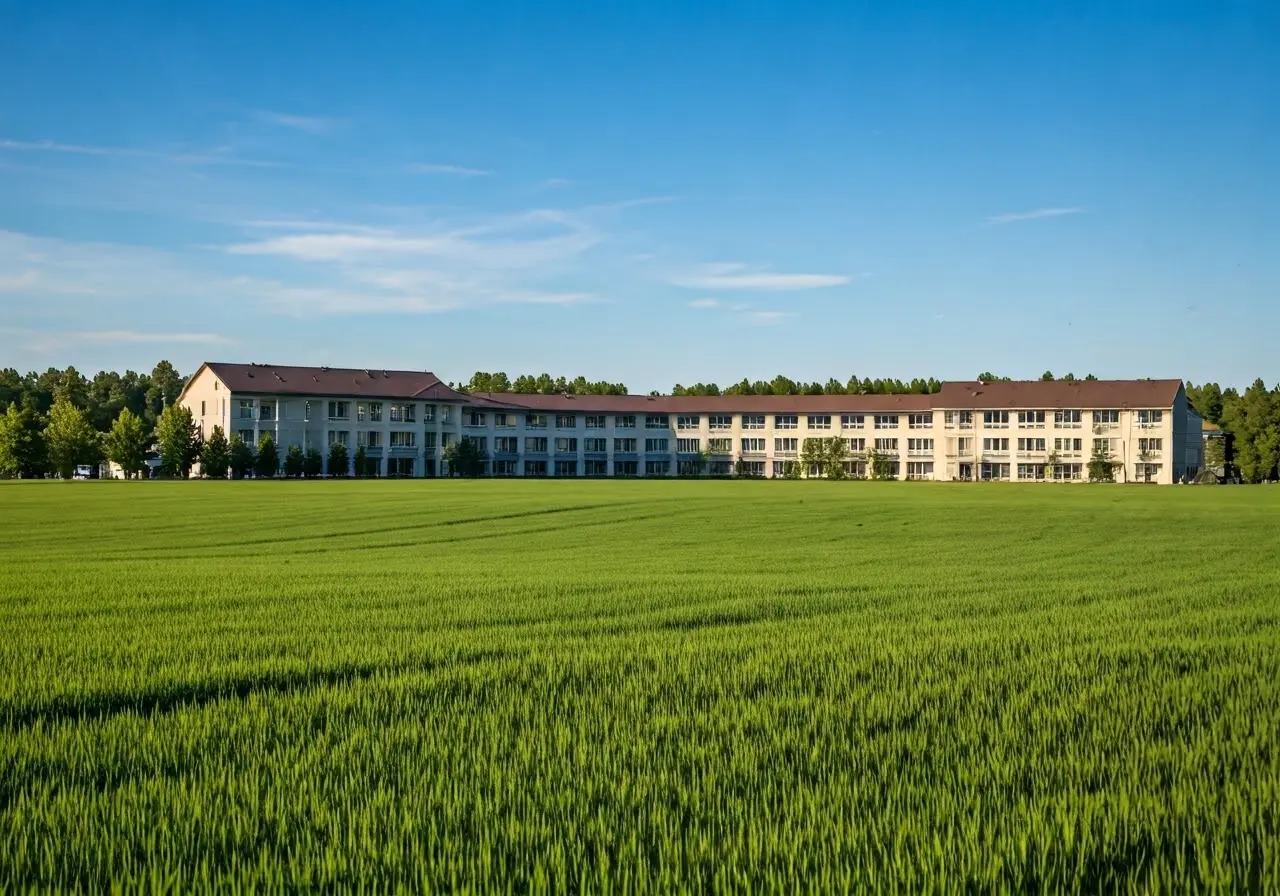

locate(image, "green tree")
[[821, 436, 851, 479], [354, 444, 369, 478], [865, 446, 897, 480], [284, 444, 304, 478], [0, 404, 47, 477], [800, 438, 826, 478], [228, 434, 255, 480], [444, 437, 485, 477], [156, 403, 201, 478], [201, 426, 231, 479], [255, 434, 279, 478], [303, 447, 324, 478], [146, 360, 184, 424], [1088, 440, 1117, 482], [103, 408, 150, 479], [43, 397, 101, 478], [327, 441, 349, 477]]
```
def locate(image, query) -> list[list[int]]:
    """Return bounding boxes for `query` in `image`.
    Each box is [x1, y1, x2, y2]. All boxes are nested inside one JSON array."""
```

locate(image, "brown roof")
[[190, 362, 469, 401], [934, 379, 1182, 410], [464, 392, 935, 414]]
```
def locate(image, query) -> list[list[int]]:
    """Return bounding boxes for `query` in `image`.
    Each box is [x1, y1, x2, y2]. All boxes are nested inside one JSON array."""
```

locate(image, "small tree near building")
[[44, 397, 101, 478], [354, 444, 369, 478], [1088, 442, 1118, 482], [0, 404, 48, 478], [303, 447, 324, 478], [228, 434, 255, 480], [443, 438, 485, 477], [201, 426, 230, 479], [255, 434, 279, 478], [104, 408, 150, 479], [327, 442, 349, 477], [156, 403, 201, 478], [284, 444, 304, 478]]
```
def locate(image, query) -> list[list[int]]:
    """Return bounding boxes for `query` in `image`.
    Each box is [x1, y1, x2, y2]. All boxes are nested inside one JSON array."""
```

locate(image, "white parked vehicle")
[[73, 465, 93, 480]]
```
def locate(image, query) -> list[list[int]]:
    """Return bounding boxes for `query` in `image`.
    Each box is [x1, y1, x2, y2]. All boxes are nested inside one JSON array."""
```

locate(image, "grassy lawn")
[[1, 480, 1277, 890]]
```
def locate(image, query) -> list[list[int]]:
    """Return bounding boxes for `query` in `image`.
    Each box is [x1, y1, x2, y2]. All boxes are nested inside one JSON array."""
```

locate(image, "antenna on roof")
[[321, 365, 329, 371]]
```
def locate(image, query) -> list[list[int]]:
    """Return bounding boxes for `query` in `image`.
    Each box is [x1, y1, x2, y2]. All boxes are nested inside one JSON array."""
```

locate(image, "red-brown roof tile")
[[934, 379, 1182, 410]]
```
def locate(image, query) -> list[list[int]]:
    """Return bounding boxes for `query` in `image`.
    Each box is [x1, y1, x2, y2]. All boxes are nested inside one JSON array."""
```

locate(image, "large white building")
[[178, 363, 1204, 483]]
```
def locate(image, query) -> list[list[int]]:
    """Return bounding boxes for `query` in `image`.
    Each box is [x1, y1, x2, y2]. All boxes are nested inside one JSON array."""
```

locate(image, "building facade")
[[179, 364, 1203, 484]]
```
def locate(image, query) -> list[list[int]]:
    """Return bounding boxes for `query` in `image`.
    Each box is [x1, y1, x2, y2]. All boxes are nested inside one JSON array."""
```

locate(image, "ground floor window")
[[1017, 463, 1045, 481], [981, 463, 1010, 481], [957, 463, 973, 481], [709, 461, 732, 476], [554, 460, 578, 477], [906, 462, 934, 480], [644, 460, 671, 477], [1135, 463, 1162, 483], [678, 460, 702, 476], [739, 461, 765, 477], [387, 458, 415, 477], [843, 460, 867, 478], [1052, 463, 1082, 481], [524, 460, 548, 477], [584, 460, 607, 476], [614, 461, 638, 477], [492, 460, 516, 477]]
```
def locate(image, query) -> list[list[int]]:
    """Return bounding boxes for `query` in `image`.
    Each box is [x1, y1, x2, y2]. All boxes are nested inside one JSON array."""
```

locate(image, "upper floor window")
[[676, 415, 700, 430], [615, 415, 636, 429], [526, 414, 547, 429], [556, 414, 576, 428], [874, 438, 898, 452], [945, 410, 974, 428], [467, 411, 486, 427], [389, 404, 416, 423], [677, 438, 701, 453], [983, 411, 1009, 428], [709, 415, 732, 430], [1136, 409, 1164, 427], [645, 415, 669, 430], [907, 413, 931, 429], [423, 404, 436, 422], [327, 400, 350, 421], [775, 415, 798, 430], [741, 415, 765, 430], [585, 415, 607, 429], [1018, 410, 1046, 428], [258, 401, 276, 421], [708, 438, 731, 452], [841, 414, 864, 429], [1054, 409, 1082, 427], [1094, 410, 1120, 426], [389, 431, 416, 448], [874, 415, 899, 429], [645, 438, 669, 452], [494, 413, 514, 428], [239, 399, 255, 420], [807, 415, 831, 430], [614, 438, 637, 453]]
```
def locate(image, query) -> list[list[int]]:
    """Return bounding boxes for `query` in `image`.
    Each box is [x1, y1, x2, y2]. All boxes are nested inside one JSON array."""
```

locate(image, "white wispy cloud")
[[674, 262, 850, 290], [409, 162, 492, 176], [255, 111, 344, 134], [687, 297, 792, 325], [0, 137, 278, 167], [0, 327, 232, 353], [986, 206, 1085, 225]]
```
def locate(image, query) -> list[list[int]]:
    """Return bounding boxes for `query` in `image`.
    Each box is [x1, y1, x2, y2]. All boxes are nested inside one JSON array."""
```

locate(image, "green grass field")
[[1, 480, 1277, 891]]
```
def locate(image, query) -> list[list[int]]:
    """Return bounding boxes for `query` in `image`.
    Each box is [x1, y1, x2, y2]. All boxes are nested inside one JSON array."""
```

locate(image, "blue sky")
[[1, 1, 1276, 391]]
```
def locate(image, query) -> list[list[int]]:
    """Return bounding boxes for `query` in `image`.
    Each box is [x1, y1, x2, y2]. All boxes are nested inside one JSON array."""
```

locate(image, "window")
[[908, 414, 932, 429], [493, 459, 517, 477], [645, 438, 669, 452], [464, 410, 486, 427], [709, 461, 733, 475], [1018, 438, 1046, 452], [304, 401, 311, 423], [709, 415, 732, 430], [357, 403, 368, 423], [237, 429, 254, 444], [741, 415, 765, 430], [741, 438, 766, 453], [389, 431, 416, 448], [615, 415, 636, 429], [775, 438, 798, 453], [1055, 409, 1082, 427], [708, 438, 731, 453], [614, 438, 637, 453], [1093, 438, 1116, 456], [983, 411, 1009, 427], [983, 438, 1010, 453], [439, 407, 451, 425], [423, 405, 436, 422], [584, 460, 607, 476], [556, 414, 576, 429], [772, 461, 788, 478], [843, 460, 867, 478], [944, 410, 972, 428], [844, 437, 866, 452], [328, 431, 349, 446], [1135, 463, 1162, 482], [555, 460, 578, 477], [555, 437, 578, 453], [1017, 464, 1046, 481], [441, 432, 453, 447], [1017, 411, 1045, 428], [1094, 410, 1119, 426], [645, 415, 670, 430], [494, 413, 514, 428], [677, 415, 700, 430], [738, 461, 765, 477], [585, 415, 607, 429], [1138, 438, 1163, 454], [957, 437, 973, 454], [874, 415, 899, 429], [980, 463, 1010, 481], [644, 460, 671, 476], [1137, 409, 1164, 427], [200, 401, 206, 417], [366, 402, 381, 422], [677, 438, 700, 453], [584, 438, 608, 453], [525, 437, 548, 453], [327, 401, 350, 421], [424, 432, 438, 449], [907, 438, 934, 454], [841, 414, 864, 429], [1054, 438, 1083, 453], [874, 438, 898, 452], [525, 414, 547, 429], [524, 460, 548, 477], [495, 437, 518, 453], [808, 415, 831, 430], [389, 404, 416, 423], [1053, 463, 1083, 481], [775, 415, 798, 429], [357, 431, 383, 448], [613, 461, 638, 476], [239, 399, 255, 420], [463, 435, 487, 452], [906, 462, 934, 480]]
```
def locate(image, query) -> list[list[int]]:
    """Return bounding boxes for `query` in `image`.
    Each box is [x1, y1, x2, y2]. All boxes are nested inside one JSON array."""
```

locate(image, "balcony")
[[388, 444, 418, 455], [907, 449, 933, 457]]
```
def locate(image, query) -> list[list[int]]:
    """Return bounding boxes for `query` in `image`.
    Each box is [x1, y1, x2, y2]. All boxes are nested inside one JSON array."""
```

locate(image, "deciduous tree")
[[255, 434, 279, 478], [0, 404, 47, 477], [43, 397, 101, 478], [156, 403, 201, 478], [201, 426, 230, 479], [104, 408, 150, 479]]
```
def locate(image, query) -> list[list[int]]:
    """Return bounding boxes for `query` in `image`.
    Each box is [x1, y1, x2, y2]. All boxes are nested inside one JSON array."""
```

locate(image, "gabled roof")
[[463, 392, 935, 414], [188, 362, 469, 401], [934, 379, 1183, 410]]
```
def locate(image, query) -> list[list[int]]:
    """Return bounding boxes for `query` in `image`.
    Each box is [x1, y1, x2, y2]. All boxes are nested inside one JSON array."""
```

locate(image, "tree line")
[[1185, 380, 1280, 483]]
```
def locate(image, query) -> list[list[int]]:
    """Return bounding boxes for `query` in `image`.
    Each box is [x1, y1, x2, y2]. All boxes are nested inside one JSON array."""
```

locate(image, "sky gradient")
[[1, 1, 1276, 391]]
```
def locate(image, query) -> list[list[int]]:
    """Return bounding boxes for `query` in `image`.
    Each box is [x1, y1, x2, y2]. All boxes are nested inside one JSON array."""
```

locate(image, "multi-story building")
[[179, 364, 1203, 483]]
